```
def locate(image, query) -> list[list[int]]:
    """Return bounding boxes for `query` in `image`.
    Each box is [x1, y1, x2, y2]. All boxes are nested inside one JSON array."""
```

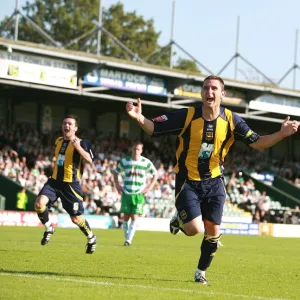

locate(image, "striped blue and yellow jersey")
[[152, 105, 259, 181], [51, 137, 94, 182]]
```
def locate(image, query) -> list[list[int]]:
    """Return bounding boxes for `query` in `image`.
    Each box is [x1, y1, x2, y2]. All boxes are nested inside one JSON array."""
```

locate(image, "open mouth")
[[206, 98, 214, 103]]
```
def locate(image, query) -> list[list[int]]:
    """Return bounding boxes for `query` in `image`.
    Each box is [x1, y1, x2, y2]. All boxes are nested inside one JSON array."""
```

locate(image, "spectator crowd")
[[0, 121, 299, 224]]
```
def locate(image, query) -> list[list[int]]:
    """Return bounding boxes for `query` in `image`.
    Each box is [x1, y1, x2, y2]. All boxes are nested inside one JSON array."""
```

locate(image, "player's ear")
[[221, 90, 226, 99]]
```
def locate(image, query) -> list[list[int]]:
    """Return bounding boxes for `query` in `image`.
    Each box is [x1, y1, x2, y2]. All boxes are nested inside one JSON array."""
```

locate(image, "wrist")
[[278, 130, 287, 139], [137, 115, 145, 125]]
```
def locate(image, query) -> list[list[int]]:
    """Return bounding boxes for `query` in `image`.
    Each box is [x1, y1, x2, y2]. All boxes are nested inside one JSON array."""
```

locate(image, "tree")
[[1, 0, 100, 49], [0, 0, 199, 72], [174, 58, 200, 73], [102, 3, 165, 63]]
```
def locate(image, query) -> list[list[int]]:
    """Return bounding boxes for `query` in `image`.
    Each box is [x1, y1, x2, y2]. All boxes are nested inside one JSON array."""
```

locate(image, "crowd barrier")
[[0, 210, 59, 227], [0, 210, 116, 229], [220, 222, 259, 235], [58, 213, 117, 229], [260, 222, 300, 238], [1, 211, 299, 237]]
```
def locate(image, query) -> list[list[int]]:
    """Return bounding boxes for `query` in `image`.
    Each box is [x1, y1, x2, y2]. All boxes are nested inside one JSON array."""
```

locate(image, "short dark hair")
[[63, 114, 78, 127], [133, 141, 143, 148], [203, 75, 225, 90]]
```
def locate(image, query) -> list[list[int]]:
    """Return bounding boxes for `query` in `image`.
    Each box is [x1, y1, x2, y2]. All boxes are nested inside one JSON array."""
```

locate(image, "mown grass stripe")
[[0, 272, 290, 300]]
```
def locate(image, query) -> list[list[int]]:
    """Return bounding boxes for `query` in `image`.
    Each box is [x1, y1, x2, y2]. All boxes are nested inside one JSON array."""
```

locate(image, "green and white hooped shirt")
[[114, 156, 157, 195]]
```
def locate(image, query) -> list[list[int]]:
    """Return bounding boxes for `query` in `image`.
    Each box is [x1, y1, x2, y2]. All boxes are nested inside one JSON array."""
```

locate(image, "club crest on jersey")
[[60, 142, 68, 154], [206, 132, 214, 141], [153, 115, 168, 122], [180, 210, 187, 220]]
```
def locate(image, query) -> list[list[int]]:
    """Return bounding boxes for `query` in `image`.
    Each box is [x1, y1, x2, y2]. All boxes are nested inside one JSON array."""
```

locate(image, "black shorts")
[[175, 175, 226, 225], [38, 178, 84, 216]]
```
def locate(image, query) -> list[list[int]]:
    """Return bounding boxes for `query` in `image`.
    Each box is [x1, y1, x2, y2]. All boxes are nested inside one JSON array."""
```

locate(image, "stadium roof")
[[1, 37, 300, 96], [1, 37, 300, 123]]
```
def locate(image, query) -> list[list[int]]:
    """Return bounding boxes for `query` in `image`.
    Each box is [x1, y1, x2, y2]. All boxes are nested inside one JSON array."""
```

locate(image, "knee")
[[34, 197, 45, 212], [203, 220, 220, 237], [184, 225, 201, 236], [71, 216, 81, 225]]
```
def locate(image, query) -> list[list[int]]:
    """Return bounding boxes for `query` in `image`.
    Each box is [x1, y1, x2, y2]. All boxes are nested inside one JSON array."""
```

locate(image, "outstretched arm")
[[250, 117, 299, 150], [126, 98, 154, 135]]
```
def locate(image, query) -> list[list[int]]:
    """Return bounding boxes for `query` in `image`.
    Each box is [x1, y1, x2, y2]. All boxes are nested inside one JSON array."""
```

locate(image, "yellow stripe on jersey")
[[224, 108, 235, 131], [52, 138, 63, 180], [51, 137, 85, 182], [186, 117, 204, 180], [63, 143, 75, 182], [77, 156, 82, 181], [174, 107, 239, 181], [221, 109, 235, 161], [210, 117, 228, 178], [174, 107, 195, 173]]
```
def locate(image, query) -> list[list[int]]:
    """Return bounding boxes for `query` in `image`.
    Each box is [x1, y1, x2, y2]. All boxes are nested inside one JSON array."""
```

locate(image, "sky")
[[1, 0, 300, 89]]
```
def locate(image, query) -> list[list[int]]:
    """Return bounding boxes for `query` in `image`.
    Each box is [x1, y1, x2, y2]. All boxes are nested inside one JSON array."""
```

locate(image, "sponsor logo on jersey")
[[206, 132, 214, 141], [198, 143, 214, 159], [152, 115, 168, 122]]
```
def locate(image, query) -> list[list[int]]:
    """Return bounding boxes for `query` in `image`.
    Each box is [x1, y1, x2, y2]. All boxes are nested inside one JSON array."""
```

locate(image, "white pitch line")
[[0, 272, 290, 300]]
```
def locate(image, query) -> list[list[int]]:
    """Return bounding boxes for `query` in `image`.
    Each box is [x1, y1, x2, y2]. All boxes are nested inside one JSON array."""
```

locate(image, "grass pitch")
[[0, 226, 299, 300]]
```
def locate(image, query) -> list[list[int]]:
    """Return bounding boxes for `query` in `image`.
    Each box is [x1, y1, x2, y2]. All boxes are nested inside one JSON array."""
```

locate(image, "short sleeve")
[[233, 113, 260, 145], [146, 160, 157, 176], [80, 140, 95, 161], [114, 158, 125, 174], [152, 108, 188, 137]]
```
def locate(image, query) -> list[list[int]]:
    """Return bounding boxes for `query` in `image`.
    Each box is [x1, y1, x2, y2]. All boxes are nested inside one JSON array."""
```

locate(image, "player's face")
[[62, 118, 78, 139], [132, 144, 143, 160], [201, 79, 225, 109]]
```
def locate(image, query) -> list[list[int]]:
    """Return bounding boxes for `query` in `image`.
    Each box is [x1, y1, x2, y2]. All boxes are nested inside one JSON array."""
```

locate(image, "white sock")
[[196, 268, 206, 276], [88, 234, 95, 243], [123, 221, 129, 240], [127, 221, 137, 243], [44, 221, 52, 230], [88, 232, 94, 239]]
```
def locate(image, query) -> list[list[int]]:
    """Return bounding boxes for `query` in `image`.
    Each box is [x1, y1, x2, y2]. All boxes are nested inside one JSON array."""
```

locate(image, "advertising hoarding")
[[0, 50, 77, 89], [0, 210, 58, 227], [84, 68, 168, 96], [174, 84, 246, 106]]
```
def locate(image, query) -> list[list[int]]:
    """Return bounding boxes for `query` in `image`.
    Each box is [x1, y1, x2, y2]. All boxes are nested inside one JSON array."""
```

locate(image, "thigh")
[[175, 182, 201, 224], [201, 177, 226, 225], [38, 178, 58, 206], [60, 182, 84, 216], [131, 194, 144, 215], [120, 194, 133, 214]]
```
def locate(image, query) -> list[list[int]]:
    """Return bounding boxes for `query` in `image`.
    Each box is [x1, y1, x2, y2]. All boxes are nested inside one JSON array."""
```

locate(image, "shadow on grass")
[[0, 268, 185, 283]]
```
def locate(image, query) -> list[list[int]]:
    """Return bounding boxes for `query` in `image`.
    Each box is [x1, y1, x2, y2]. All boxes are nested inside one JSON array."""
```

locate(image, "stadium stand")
[[0, 121, 299, 224]]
